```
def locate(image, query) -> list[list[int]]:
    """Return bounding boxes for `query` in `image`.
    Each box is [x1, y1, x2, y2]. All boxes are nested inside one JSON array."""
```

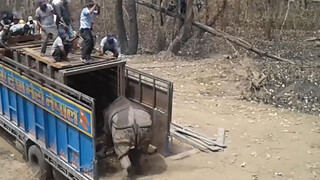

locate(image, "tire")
[[52, 168, 68, 180], [28, 145, 53, 180]]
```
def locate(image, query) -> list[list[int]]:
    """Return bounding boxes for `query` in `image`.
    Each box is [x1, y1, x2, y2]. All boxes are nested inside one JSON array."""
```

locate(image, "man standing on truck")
[[35, 0, 58, 56], [79, 0, 100, 63], [52, 0, 74, 51]]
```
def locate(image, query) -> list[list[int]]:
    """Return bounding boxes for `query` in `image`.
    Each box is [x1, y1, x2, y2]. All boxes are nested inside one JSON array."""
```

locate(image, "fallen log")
[[136, 0, 295, 64]]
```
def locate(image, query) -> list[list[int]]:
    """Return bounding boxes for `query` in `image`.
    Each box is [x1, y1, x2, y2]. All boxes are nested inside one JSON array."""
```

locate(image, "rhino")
[[97, 96, 155, 179]]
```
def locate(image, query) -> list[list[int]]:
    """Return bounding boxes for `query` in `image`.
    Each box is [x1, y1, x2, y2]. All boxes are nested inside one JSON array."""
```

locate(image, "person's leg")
[[81, 29, 94, 61], [87, 30, 94, 59], [41, 32, 49, 55], [40, 27, 57, 55], [52, 47, 62, 62], [66, 24, 74, 52], [80, 29, 88, 60], [129, 149, 143, 175]]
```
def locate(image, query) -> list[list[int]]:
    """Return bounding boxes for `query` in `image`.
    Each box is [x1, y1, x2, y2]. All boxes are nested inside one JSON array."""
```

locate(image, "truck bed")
[[10, 44, 116, 70]]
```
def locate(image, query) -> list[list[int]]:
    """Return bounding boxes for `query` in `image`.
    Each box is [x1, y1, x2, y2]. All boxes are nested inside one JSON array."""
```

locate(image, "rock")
[[241, 162, 246, 167], [252, 174, 258, 180], [266, 154, 271, 159], [251, 152, 257, 157]]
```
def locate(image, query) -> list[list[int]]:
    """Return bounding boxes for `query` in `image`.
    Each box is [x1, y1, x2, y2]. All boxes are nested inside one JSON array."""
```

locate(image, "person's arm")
[[99, 46, 104, 55], [0, 41, 10, 50], [36, 18, 46, 33], [95, 4, 100, 15], [35, 10, 46, 33], [60, 45, 66, 56], [65, 35, 78, 43], [89, 4, 97, 14], [99, 37, 106, 55]]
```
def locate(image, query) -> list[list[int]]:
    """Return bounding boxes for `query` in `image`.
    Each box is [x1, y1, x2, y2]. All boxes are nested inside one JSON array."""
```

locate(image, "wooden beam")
[[167, 149, 200, 160]]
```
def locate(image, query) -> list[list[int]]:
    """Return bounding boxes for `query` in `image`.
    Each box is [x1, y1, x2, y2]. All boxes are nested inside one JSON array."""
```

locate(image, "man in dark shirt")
[[53, 0, 73, 37], [99, 34, 119, 58]]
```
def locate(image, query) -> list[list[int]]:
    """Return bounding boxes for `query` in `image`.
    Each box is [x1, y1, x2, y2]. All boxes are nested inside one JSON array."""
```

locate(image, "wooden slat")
[[22, 48, 71, 69], [9, 44, 42, 50], [8, 34, 41, 45], [167, 149, 200, 160]]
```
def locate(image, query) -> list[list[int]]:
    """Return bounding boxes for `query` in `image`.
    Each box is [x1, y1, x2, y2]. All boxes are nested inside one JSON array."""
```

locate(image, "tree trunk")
[[125, 0, 139, 55], [265, 0, 276, 40], [155, 0, 168, 52], [197, 0, 227, 39], [115, 0, 128, 53], [167, 0, 194, 54], [234, 0, 241, 24], [220, 0, 229, 31]]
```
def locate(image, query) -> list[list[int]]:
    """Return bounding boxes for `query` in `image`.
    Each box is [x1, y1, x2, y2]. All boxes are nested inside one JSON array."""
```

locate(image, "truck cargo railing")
[[0, 56, 93, 109], [125, 67, 173, 155]]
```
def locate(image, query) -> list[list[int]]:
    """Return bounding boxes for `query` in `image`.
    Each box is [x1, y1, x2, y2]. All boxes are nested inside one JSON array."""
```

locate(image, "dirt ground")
[[0, 55, 320, 180]]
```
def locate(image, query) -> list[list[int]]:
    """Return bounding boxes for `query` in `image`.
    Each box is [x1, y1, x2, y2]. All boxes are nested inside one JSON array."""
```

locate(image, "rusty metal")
[[124, 67, 173, 155]]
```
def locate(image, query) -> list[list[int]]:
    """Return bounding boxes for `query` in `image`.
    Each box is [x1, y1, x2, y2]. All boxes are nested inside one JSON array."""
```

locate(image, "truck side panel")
[[125, 67, 173, 155], [0, 64, 95, 179]]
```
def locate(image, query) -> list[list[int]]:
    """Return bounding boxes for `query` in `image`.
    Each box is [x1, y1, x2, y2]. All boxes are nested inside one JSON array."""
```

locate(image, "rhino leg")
[[129, 149, 143, 175], [120, 155, 132, 179]]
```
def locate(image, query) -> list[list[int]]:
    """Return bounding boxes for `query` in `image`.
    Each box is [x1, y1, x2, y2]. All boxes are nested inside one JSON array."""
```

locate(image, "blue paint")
[[0, 84, 3, 114], [2, 86, 9, 119], [0, 65, 93, 137], [0, 64, 95, 179], [17, 95, 25, 129], [47, 113, 57, 153]]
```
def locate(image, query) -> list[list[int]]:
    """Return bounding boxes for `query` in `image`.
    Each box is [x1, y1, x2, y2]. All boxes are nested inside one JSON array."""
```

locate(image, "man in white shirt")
[[51, 25, 77, 62], [99, 34, 119, 58], [35, 0, 58, 55], [79, 0, 100, 62]]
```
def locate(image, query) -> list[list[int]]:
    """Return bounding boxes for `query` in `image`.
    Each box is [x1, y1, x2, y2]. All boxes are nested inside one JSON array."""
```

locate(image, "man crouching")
[[99, 34, 119, 58], [51, 26, 77, 62]]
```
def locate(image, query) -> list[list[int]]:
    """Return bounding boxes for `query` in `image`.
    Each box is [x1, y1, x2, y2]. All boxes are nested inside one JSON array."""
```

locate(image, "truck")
[[0, 37, 173, 180]]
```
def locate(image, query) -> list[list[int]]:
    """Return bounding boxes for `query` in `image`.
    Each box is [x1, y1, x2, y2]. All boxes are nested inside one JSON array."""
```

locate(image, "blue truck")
[[0, 40, 173, 180]]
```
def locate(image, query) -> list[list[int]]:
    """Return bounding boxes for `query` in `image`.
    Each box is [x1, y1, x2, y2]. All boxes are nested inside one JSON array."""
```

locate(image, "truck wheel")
[[28, 145, 53, 180], [52, 168, 68, 180]]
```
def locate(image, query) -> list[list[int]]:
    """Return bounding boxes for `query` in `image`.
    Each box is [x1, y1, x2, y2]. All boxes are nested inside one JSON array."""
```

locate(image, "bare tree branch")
[[136, 0, 295, 64]]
